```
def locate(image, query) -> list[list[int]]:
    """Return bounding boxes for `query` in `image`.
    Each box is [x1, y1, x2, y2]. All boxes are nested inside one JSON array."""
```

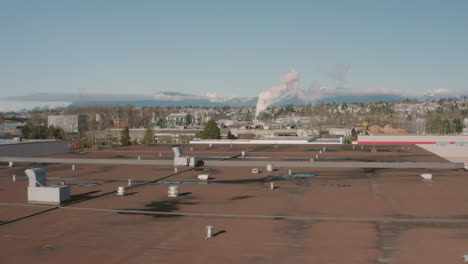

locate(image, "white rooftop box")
[[25, 168, 70, 205]]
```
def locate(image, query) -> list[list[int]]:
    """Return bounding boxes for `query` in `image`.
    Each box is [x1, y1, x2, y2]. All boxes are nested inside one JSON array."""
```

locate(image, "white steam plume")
[[255, 68, 300, 117]]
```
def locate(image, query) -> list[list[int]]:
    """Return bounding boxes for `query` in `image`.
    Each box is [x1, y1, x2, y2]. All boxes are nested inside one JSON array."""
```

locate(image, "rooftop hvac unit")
[[25, 168, 70, 205], [173, 147, 200, 167]]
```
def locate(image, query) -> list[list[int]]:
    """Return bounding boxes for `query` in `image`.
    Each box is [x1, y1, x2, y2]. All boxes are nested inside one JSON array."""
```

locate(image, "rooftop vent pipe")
[[266, 163, 273, 172], [205, 225, 214, 239], [117, 186, 126, 196], [168, 185, 180, 197]]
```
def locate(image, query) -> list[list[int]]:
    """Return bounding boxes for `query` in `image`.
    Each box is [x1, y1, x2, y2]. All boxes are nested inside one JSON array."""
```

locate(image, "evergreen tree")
[[142, 126, 154, 145], [21, 123, 33, 139], [201, 119, 221, 139], [31, 125, 48, 139], [430, 117, 444, 134], [442, 119, 452, 134], [120, 127, 131, 146], [452, 118, 463, 134]]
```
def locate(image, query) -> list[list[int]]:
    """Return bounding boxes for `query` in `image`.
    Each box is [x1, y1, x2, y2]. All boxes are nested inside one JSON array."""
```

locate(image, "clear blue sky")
[[1, 0, 467, 99]]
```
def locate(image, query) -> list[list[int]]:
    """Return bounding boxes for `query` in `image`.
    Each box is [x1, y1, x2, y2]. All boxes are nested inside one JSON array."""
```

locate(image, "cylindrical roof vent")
[[168, 185, 180, 197], [266, 163, 273, 172], [117, 186, 126, 196], [205, 225, 214, 239]]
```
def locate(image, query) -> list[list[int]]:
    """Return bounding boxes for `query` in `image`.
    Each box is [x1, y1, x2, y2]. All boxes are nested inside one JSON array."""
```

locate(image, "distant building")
[[328, 128, 353, 137], [0, 122, 24, 136], [166, 113, 192, 128], [48, 115, 88, 133], [92, 127, 202, 144]]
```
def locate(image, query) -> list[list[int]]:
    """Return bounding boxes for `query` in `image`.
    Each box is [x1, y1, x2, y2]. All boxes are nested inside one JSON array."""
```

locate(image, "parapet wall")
[[0, 141, 68, 157], [358, 135, 468, 145]]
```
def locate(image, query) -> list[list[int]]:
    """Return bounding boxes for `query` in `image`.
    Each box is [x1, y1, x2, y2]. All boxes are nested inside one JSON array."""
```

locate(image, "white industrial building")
[[48, 115, 88, 133]]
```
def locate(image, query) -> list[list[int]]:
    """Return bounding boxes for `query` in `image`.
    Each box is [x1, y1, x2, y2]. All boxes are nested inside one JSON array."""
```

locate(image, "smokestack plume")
[[255, 68, 300, 118]]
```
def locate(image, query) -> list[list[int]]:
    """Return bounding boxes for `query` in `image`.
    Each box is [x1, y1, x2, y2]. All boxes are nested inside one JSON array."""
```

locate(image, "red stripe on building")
[[358, 142, 437, 145]]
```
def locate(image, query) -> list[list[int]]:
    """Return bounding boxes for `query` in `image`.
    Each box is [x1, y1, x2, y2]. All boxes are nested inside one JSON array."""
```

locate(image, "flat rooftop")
[[1, 143, 468, 263]]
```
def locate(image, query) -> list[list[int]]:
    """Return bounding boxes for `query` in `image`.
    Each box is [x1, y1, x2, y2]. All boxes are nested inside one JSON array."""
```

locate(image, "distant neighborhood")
[[1, 98, 467, 147]]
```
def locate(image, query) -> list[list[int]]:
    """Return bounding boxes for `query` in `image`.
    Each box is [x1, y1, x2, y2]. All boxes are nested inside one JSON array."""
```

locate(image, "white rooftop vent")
[[168, 185, 180, 197], [463, 255, 468, 262], [205, 225, 214, 239], [252, 168, 259, 174], [198, 174, 212, 180], [266, 163, 273, 172], [421, 173, 432, 181], [117, 186, 126, 196]]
